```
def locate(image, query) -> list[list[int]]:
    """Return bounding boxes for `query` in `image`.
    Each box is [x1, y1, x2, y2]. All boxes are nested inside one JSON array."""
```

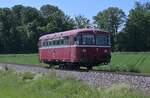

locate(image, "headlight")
[[104, 49, 108, 53], [82, 49, 87, 53]]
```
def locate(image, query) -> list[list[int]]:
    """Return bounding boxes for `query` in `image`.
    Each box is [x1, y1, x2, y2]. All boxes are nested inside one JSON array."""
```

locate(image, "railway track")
[[0, 62, 150, 77], [0, 62, 150, 95]]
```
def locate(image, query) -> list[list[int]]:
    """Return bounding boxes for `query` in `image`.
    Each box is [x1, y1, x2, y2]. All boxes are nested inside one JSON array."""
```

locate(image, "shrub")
[[21, 72, 35, 80]]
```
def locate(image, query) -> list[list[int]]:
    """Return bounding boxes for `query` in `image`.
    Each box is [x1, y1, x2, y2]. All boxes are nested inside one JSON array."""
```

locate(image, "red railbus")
[[38, 29, 111, 70]]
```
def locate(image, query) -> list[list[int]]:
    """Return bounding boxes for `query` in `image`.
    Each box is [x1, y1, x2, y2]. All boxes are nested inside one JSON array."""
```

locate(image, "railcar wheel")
[[39, 60, 43, 63], [73, 65, 80, 70], [87, 66, 93, 70], [59, 64, 65, 70], [64, 64, 80, 70], [72, 65, 80, 70], [48, 64, 52, 68], [104, 62, 108, 65]]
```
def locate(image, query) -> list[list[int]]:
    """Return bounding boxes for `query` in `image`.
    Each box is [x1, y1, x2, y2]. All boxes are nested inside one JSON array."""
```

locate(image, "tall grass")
[[0, 70, 149, 98]]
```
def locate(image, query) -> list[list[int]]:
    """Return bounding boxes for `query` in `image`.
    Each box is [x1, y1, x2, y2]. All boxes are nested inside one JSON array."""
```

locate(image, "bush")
[[21, 72, 35, 80]]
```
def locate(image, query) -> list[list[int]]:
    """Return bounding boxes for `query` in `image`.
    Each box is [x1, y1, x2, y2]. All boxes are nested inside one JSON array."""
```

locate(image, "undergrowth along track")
[[0, 62, 150, 95]]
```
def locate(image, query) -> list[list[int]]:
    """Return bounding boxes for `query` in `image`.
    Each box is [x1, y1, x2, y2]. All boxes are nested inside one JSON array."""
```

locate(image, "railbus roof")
[[39, 28, 107, 40]]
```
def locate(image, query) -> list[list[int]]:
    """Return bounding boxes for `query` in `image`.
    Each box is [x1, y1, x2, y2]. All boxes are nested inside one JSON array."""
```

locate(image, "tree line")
[[0, 2, 150, 53]]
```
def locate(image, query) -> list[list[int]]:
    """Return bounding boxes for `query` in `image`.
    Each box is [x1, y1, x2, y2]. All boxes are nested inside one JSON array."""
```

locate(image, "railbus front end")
[[70, 30, 111, 70]]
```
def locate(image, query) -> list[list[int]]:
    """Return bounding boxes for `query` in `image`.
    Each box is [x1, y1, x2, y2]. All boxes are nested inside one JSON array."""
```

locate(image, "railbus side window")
[[64, 36, 69, 45], [48, 41, 52, 46], [56, 40, 60, 45], [43, 41, 46, 47], [53, 40, 56, 45], [60, 39, 64, 45], [42, 42, 44, 47], [49, 38, 67, 46], [46, 41, 48, 46], [74, 35, 81, 45]]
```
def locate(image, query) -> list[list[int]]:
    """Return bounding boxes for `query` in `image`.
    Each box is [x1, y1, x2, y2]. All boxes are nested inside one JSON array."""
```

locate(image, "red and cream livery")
[[38, 29, 111, 69]]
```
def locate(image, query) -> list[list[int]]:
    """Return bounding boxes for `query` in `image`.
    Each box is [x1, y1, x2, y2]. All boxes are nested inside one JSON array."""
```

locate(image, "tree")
[[40, 4, 61, 18], [11, 6, 43, 53], [74, 15, 91, 28], [40, 4, 75, 33], [0, 9, 4, 52], [0, 8, 14, 53], [12, 5, 25, 25], [0, 5, 44, 53], [0, 4, 75, 53], [94, 7, 126, 51], [122, 2, 150, 51], [115, 30, 128, 51]]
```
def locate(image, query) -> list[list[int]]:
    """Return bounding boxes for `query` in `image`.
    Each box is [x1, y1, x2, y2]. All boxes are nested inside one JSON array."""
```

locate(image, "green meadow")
[[0, 54, 40, 65], [97, 52, 150, 73]]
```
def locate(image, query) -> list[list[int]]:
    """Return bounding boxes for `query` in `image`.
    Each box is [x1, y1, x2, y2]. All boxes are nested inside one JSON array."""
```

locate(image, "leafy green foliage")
[[74, 15, 91, 28], [118, 2, 150, 51], [0, 4, 75, 54], [40, 4, 75, 33]]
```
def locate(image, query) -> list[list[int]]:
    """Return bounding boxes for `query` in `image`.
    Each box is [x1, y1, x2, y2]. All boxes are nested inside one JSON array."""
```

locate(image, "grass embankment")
[[0, 53, 150, 73], [0, 70, 149, 98], [97, 52, 150, 73], [0, 54, 41, 65]]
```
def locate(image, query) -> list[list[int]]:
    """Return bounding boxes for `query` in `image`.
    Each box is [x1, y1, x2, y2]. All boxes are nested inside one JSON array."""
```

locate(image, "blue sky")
[[0, 0, 149, 20]]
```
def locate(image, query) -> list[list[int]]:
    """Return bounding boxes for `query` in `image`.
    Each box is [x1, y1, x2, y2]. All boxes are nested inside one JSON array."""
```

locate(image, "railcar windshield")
[[74, 35, 81, 45], [96, 35, 109, 46], [82, 34, 95, 45], [74, 33, 110, 46]]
